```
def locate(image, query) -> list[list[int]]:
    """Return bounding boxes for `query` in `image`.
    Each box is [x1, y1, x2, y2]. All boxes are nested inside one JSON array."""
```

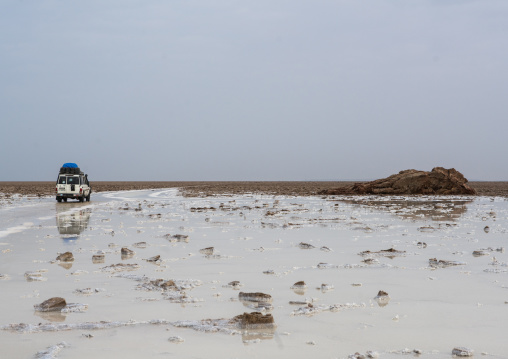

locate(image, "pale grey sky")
[[1, 1, 507, 181]]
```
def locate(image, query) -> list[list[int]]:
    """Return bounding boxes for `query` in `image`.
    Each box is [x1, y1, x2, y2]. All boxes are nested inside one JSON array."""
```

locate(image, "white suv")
[[56, 172, 91, 202]]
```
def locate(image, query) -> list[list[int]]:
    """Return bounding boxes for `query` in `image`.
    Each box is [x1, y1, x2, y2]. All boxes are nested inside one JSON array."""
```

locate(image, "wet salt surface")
[[1, 190, 508, 358]]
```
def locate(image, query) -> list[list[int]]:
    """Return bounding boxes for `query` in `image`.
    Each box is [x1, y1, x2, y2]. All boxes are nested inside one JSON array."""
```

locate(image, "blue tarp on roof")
[[62, 163, 78, 168]]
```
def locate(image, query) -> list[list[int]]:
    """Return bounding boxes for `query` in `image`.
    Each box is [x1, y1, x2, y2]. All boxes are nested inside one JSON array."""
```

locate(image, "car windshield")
[[59, 176, 80, 185]]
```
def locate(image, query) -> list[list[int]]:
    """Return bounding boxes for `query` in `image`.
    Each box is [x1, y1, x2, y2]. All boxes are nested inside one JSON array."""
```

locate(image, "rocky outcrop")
[[319, 167, 477, 196]]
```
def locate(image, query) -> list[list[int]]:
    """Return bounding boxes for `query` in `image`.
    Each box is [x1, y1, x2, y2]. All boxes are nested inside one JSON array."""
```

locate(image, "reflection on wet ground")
[[336, 198, 472, 221], [34, 311, 67, 323], [1, 190, 508, 359], [56, 203, 91, 237], [241, 327, 276, 342]]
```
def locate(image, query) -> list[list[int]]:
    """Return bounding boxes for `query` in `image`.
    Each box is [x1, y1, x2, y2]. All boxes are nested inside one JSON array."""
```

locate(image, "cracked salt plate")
[[71, 270, 89, 275], [2, 319, 171, 333], [34, 341, 69, 359], [73, 288, 105, 295], [171, 319, 241, 335], [168, 336, 184, 343], [429, 258, 467, 268], [24, 270, 48, 282], [290, 302, 364, 316], [101, 263, 140, 272], [60, 303, 88, 313]]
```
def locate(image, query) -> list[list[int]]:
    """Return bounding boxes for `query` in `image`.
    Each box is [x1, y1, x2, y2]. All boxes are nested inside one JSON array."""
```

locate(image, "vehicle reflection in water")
[[337, 198, 472, 222], [56, 203, 92, 240]]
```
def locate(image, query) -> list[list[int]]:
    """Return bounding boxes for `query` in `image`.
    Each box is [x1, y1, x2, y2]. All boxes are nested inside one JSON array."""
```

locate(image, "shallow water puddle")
[[1, 190, 507, 358]]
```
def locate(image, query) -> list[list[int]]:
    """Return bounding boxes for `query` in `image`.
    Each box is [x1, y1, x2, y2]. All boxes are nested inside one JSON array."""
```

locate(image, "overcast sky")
[[1, 0, 507, 181]]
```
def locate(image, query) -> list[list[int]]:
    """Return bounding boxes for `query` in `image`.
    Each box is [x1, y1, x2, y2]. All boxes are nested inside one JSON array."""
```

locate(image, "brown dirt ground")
[[1, 181, 508, 198]]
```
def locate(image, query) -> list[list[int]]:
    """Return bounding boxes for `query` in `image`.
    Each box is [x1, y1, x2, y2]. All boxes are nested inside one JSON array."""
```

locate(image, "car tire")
[[86, 193, 91, 202], [57, 197, 62, 203], [63, 198, 67, 202]]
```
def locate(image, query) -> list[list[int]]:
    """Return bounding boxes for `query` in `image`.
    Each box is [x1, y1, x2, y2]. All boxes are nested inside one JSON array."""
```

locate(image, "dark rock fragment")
[[239, 292, 272, 303], [429, 258, 466, 268], [121, 247, 134, 255], [234, 312, 274, 329], [34, 297, 67, 312], [291, 281, 306, 288], [145, 255, 160, 262], [199, 247, 214, 255], [121, 247, 135, 259], [291, 281, 307, 295], [165, 234, 189, 242], [298, 242, 315, 249], [56, 252, 74, 262], [472, 250, 489, 257], [92, 254, 105, 263], [359, 248, 406, 257], [160, 280, 177, 290], [452, 347, 474, 357]]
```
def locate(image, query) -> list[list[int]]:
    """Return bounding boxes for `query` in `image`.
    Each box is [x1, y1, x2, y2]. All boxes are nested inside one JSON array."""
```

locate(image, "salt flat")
[[0, 189, 507, 358]]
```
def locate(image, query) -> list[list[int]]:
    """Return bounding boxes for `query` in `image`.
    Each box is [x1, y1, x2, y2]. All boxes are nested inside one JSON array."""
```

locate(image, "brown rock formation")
[[34, 297, 67, 312], [56, 252, 74, 262], [319, 167, 477, 195], [234, 312, 274, 329]]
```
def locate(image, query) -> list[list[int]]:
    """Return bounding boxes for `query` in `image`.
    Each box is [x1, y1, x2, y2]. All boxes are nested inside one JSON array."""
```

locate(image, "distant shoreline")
[[1, 181, 508, 198]]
